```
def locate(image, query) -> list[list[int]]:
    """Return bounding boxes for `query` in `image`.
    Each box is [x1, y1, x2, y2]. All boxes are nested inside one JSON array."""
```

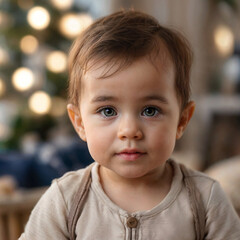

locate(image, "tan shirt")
[[19, 160, 240, 240]]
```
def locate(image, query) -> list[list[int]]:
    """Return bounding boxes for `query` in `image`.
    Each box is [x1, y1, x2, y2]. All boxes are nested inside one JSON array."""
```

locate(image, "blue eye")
[[100, 107, 117, 117], [142, 107, 159, 117]]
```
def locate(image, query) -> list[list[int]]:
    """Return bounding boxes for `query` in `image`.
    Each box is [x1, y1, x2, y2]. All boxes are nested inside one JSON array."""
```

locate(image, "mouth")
[[116, 149, 146, 161]]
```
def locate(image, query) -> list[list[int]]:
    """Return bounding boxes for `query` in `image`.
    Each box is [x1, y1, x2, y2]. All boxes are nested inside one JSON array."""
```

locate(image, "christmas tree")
[[0, 0, 93, 151]]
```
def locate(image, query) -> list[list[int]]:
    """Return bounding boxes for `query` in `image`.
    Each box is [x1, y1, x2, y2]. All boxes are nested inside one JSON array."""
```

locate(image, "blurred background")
[[0, 0, 240, 238]]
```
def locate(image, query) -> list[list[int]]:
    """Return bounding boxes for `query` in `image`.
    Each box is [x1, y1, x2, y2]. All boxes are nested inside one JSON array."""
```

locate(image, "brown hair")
[[68, 10, 193, 110]]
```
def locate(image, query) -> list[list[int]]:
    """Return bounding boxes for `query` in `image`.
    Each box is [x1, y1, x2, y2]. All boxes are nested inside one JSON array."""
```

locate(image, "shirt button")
[[127, 217, 138, 228]]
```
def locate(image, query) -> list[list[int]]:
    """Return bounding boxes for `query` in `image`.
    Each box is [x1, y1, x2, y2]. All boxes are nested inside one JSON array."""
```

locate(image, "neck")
[[98, 163, 173, 213], [99, 162, 173, 194]]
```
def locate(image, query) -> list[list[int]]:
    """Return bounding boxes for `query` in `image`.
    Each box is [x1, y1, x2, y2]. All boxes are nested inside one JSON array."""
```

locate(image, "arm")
[[205, 181, 240, 239], [19, 181, 69, 240]]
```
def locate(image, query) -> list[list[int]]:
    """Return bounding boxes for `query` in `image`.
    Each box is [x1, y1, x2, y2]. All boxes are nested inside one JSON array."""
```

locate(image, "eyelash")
[[141, 106, 162, 117], [96, 106, 117, 118], [96, 106, 162, 118]]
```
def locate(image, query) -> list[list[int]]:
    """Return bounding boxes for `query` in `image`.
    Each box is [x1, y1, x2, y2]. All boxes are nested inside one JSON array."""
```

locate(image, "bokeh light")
[[29, 91, 52, 115], [50, 0, 73, 10], [46, 51, 67, 73], [214, 25, 234, 56], [27, 6, 50, 30], [0, 78, 6, 97], [59, 13, 93, 38], [12, 67, 34, 91], [20, 35, 39, 54]]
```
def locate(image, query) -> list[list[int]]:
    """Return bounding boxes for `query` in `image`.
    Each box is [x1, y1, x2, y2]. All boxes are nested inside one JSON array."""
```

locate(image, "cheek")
[[150, 126, 177, 156], [85, 131, 102, 158], [84, 126, 112, 161]]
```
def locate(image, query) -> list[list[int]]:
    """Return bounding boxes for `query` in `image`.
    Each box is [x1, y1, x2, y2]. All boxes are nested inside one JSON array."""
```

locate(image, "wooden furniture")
[[0, 187, 47, 240]]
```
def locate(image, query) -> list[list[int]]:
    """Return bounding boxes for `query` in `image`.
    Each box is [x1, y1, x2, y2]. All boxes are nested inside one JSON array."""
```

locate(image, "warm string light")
[[27, 6, 50, 30], [46, 51, 67, 73], [50, 0, 73, 10], [59, 13, 93, 38], [214, 25, 234, 56], [29, 92, 66, 116], [20, 35, 39, 54], [12, 67, 34, 91], [29, 91, 52, 115]]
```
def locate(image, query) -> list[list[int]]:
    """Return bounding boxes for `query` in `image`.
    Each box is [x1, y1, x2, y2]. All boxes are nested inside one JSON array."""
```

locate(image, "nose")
[[117, 115, 143, 140]]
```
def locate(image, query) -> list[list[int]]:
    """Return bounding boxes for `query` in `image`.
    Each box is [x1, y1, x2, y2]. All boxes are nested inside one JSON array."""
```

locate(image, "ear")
[[176, 101, 195, 140], [67, 104, 87, 142]]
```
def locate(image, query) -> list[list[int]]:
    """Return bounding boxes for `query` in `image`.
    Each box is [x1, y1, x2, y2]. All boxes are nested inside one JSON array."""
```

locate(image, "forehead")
[[81, 54, 175, 99]]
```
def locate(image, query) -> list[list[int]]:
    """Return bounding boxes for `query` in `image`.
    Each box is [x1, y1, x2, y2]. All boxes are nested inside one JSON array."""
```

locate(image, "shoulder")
[[170, 159, 216, 207], [171, 159, 240, 238], [21, 163, 96, 239], [170, 159, 216, 187], [53, 163, 96, 210], [55, 167, 88, 189]]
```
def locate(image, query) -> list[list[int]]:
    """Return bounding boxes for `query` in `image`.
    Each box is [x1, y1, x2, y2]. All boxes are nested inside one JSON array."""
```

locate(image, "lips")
[[116, 149, 145, 161]]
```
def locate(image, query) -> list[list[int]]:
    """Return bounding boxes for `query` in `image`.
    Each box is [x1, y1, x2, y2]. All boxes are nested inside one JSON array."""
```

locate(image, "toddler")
[[19, 10, 240, 239]]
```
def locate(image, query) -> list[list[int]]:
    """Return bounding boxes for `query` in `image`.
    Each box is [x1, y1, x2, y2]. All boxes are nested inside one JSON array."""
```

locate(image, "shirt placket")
[[126, 216, 139, 240]]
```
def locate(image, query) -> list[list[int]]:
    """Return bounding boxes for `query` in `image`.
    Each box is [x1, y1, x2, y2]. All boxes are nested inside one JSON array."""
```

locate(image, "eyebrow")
[[143, 95, 169, 104], [91, 94, 168, 104], [91, 95, 117, 103]]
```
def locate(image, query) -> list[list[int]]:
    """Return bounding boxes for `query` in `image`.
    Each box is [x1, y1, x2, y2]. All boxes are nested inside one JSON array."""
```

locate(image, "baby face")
[[73, 56, 184, 180]]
